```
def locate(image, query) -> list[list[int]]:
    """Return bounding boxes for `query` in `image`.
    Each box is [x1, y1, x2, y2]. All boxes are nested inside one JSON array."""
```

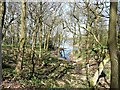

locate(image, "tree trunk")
[[118, 13, 120, 50], [10, 24, 14, 50], [31, 23, 38, 76], [108, 1, 118, 89], [78, 22, 81, 54], [117, 7, 120, 90], [39, 2, 42, 58], [15, 0, 26, 73], [44, 33, 47, 50], [46, 28, 50, 51], [0, 1, 5, 86], [43, 24, 46, 50], [85, 5, 90, 87]]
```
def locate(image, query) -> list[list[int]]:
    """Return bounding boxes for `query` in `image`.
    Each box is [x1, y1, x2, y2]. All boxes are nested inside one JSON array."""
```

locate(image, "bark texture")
[[108, 1, 118, 89], [15, 0, 26, 73]]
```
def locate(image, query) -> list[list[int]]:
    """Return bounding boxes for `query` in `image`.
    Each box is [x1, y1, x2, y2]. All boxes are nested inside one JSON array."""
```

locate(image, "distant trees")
[[108, 1, 118, 89]]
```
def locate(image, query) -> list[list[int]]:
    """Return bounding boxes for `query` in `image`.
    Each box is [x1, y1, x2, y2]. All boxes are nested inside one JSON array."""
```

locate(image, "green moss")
[[90, 80, 94, 87], [105, 69, 110, 79]]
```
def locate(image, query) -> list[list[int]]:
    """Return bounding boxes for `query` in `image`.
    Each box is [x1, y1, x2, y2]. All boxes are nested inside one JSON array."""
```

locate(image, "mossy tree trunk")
[[108, 1, 118, 89], [31, 15, 39, 76], [15, 0, 26, 74]]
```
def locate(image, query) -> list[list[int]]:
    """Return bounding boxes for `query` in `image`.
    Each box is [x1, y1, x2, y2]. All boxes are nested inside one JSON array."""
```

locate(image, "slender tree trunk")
[[78, 22, 81, 54], [39, 2, 42, 58], [118, 13, 120, 50], [85, 4, 90, 87], [16, 21, 20, 46], [46, 28, 50, 51], [28, 28, 31, 45], [94, 9, 99, 43], [15, 0, 26, 73], [43, 24, 46, 50], [44, 34, 47, 50], [73, 23, 76, 55], [31, 23, 38, 76], [10, 24, 14, 50], [108, 1, 118, 89], [58, 33, 60, 57]]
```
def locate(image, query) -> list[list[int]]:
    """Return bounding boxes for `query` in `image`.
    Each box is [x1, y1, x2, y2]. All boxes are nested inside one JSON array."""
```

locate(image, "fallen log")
[[90, 54, 110, 87]]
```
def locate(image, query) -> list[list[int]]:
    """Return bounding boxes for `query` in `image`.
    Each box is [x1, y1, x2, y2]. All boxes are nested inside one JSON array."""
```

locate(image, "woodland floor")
[[2, 47, 111, 89]]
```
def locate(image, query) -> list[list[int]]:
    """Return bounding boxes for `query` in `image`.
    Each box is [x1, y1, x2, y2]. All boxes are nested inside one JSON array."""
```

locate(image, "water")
[[60, 40, 73, 60]]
